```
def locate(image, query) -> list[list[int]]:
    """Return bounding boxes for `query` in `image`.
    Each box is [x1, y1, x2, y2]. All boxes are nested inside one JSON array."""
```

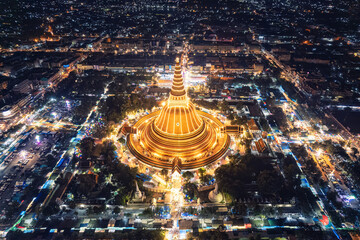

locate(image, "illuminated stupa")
[[127, 58, 230, 170]]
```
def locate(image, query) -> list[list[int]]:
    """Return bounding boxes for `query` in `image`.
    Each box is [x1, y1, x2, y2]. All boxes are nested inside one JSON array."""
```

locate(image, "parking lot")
[[0, 130, 74, 217]]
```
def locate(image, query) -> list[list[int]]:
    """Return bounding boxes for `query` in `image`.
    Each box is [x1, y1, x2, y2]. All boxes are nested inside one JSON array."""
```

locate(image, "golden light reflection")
[[127, 59, 230, 170]]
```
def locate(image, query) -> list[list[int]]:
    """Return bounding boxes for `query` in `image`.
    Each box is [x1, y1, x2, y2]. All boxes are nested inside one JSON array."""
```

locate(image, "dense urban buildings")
[[0, 0, 360, 239]]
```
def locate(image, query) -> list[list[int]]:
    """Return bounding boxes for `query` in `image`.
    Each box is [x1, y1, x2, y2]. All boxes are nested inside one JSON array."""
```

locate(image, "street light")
[[316, 149, 323, 158], [35, 135, 40, 143], [21, 150, 27, 159], [66, 100, 71, 108]]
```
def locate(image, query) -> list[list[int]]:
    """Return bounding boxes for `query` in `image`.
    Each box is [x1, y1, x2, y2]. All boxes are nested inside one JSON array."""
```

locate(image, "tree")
[[79, 137, 95, 159], [111, 163, 137, 193], [284, 163, 300, 186], [215, 160, 249, 200], [183, 182, 198, 200], [118, 137, 126, 145], [6, 230, 30, 240], [271, 107, 288, 129], [227, 112, 235, 121], [290, 144, 308, 158], [255, 75, 272, 88], [45, 153, 57, 166], [68, 200, 76, 209], [6, 201, 20, 219], [101, 140, 117, 164], [193, 99, 218, 110], [160, 169, 168, 178], [100, 93, 157, 123], [77, 174, 97, 196], [217, 100, 230, 113], [327, 190, 343, 209], [198, 168, 206, 177], [87, 207, 94, 215], [141, 208, 154, 218], [249, 234, 262, 240], [342, 207, 359, 223], [43, 203, 60, 216], [197, 229, 229, 240], [73, 100, 94, 124], [231, 115, 248, 125], [215, 154, 282, 199], [182, 171, 194, 181], [346, 160, 360, 186], [259, 118, 271, 132], [351, 147, 359, 157], [93, 206, 101, 214], [99, 184, 113, 199], [114, 194, 129, 206], [99, 96, 126, 122], [283, 155, 300, 186], [236, 101, 244, 110], [256, 170, 283, 196], [114, 206, 120, 214], [99, 203, 107, 212], [92, 121, 115, 139], [272, 67, 282, 79], [231, 202, 247, 215], [200, 174, 213, 185]]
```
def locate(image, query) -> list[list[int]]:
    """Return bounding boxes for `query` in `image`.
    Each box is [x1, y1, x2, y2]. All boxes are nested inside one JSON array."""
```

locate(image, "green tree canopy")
[[256, 170, 283, 196], [79, 137, 95, 159]]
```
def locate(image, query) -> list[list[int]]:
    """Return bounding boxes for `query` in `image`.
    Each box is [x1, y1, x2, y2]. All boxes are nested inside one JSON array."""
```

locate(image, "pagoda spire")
[[170, 57, 186, 97], [154, 57, 203, 135]]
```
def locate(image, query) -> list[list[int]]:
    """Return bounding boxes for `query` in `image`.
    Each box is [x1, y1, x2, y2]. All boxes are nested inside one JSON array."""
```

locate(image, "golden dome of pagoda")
[[127, 58, 230, 170], [154, 60, 202, 135]]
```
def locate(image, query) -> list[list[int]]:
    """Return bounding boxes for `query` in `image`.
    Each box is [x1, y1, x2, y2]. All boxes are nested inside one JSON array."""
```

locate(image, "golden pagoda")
[[127, 58, 230, 170]]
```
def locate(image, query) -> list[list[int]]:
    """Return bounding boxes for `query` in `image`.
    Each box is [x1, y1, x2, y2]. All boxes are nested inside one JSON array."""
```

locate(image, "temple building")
[[127, 58, 231, 170]]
